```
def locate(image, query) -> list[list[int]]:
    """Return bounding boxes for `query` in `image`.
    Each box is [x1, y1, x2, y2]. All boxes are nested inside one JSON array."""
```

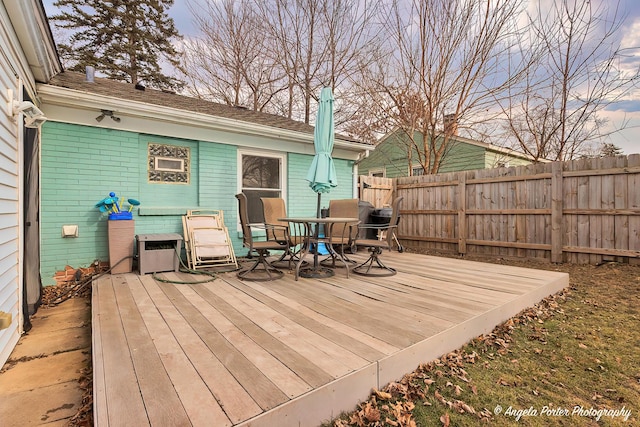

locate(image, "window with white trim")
[[239, 151, 285, 224]]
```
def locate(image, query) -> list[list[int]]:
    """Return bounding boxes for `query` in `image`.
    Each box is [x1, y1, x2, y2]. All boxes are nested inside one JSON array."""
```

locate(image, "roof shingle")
[[47, 71, 363, 144]]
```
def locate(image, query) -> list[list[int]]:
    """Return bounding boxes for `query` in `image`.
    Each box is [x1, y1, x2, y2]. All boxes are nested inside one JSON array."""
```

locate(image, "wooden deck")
[[92, 252, 568, 427]]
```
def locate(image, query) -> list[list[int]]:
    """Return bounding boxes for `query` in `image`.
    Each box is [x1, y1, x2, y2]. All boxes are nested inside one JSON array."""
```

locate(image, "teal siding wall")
[[287, 154, 354, 216], [40, 122, 356, 284], [41, 123, 140, 284]]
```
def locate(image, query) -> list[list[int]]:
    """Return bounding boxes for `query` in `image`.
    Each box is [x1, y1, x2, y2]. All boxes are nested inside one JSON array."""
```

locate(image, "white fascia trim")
[[4, 1, 61, 86], [36, 84, 367, 153]]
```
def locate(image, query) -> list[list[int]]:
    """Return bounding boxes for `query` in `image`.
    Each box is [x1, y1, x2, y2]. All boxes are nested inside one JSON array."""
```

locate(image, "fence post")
[[458, 173, 467, 255], [551, 161, 563, 263], [629, 154, 640, 266]]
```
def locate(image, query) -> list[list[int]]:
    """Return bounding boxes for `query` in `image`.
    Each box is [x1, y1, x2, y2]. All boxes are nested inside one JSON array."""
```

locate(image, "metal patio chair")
[[320, 198, 360, 269], [261, 197, 307, 269], [236, 193, 289, 281], [353, 196, 403, 277]]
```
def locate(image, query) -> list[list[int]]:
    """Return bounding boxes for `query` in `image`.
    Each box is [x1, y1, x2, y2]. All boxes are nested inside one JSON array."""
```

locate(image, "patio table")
[[278, 217, 359, 280]]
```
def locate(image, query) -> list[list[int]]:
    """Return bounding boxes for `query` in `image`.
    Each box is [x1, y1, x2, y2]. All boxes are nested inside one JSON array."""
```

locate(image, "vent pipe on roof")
[[85, 66, 95, 83]]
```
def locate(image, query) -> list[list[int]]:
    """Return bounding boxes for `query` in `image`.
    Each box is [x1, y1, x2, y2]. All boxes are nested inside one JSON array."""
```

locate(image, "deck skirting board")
[[236, 363, 378, 427], [378, 272, 567, 387]]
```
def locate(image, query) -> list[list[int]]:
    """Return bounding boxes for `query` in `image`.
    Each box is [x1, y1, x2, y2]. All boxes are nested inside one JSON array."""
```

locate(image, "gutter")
[[4, 0, 62, 87]]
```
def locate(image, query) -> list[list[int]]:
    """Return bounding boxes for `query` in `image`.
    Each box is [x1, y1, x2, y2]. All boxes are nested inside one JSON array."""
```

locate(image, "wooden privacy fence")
[[360, 154, 640, 265]]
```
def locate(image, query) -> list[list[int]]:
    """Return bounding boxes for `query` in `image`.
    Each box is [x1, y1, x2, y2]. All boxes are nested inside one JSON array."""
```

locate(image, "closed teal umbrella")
[[306, 87, 338, 217]]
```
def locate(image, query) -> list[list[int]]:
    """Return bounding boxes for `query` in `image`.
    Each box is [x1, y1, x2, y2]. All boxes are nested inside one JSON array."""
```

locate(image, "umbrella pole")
[[314, 193, 321, 267], [316, 193, 322, 219]]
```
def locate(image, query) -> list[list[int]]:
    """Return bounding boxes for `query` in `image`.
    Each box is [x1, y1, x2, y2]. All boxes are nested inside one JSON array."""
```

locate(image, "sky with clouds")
[[42, 0, 640, 155]]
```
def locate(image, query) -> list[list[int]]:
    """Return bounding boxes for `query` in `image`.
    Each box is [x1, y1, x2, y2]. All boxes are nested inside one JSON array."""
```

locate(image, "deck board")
[[190, 279, 335, 388], [157, 280, 290, 409], [226, 279, 390, 361], [118, 275, 191, 427], [96, 275, 149, 427], [135, 275, 232, 427], [93, 252, 568, 427], [172, 282, 312, 399]]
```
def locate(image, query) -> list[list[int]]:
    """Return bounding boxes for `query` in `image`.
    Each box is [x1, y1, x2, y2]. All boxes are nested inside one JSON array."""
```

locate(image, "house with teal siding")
[[358, 129, 536, 178], [37, 71, 370, 286]]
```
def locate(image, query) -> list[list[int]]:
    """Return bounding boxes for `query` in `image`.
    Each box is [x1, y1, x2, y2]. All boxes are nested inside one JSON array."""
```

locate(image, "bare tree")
[[501, 0, 639, 161], [181, 0, 285, 111], [359, 0, 529, 175], [180, 0, 380, 125], [258, 0, 382, 124]]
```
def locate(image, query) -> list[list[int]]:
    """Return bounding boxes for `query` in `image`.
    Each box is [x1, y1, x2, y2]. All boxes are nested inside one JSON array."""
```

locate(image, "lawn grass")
[[329, 260, 640, 426]]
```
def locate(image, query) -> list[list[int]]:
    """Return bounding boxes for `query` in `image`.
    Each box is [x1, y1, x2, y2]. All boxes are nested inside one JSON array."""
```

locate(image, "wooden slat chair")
[[320, 198, 360, 268], [353, 196, 403, 276], [261, 197, 307, 269], [236, 193, 289, 281]]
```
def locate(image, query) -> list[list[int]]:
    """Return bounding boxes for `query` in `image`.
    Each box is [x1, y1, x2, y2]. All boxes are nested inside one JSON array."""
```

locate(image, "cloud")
[[604, 99, 640, 112]]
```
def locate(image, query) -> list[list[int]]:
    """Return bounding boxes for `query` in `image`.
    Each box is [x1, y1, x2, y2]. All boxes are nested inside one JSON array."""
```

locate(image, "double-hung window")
[[239, 151, 285, 224]]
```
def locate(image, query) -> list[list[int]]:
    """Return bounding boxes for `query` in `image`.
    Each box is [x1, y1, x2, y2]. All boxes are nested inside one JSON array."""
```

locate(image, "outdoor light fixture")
[[8, 97, 48, 128], [95, 109, 121, 123]]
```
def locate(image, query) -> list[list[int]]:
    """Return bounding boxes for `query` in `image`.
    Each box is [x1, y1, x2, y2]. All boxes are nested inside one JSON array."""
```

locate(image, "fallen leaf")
[[579, 343, 588, 349], [459, 401, 476, 414], [374, 389, 392, 400], [440, 412, 450, 426], [435, 390, 447, 405]]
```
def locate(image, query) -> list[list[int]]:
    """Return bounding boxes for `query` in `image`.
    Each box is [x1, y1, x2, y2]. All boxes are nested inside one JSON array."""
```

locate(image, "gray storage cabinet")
[[136, 233, 183, 275]]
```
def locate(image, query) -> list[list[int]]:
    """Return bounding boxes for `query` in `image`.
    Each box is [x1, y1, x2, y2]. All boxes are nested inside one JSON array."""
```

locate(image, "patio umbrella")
[[306, 87, 338, 218]]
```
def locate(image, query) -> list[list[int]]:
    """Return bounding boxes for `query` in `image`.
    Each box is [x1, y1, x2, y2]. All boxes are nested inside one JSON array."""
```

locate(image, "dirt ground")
[[0, 275, 93, 427], [2, 251, 637, 426]]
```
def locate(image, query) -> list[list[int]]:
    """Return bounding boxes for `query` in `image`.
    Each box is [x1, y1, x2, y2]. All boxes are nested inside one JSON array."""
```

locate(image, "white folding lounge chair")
[[182, 209, 238, 270]]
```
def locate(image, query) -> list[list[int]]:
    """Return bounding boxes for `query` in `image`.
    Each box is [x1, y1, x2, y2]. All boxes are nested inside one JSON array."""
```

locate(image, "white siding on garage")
[[0, 6, 23, 368]]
